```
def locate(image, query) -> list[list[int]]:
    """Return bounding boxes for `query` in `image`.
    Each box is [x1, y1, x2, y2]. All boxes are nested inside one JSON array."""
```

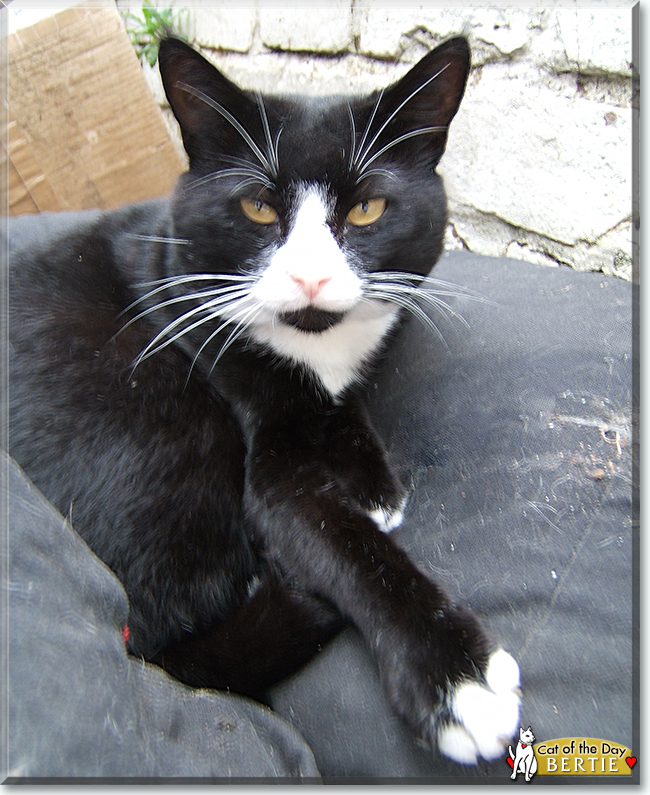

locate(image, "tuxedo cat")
[[9, 35, 520, 764]]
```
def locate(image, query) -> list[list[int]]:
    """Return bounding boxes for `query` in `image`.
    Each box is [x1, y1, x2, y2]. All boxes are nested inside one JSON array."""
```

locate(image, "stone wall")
[[118, 2, 637, 279]]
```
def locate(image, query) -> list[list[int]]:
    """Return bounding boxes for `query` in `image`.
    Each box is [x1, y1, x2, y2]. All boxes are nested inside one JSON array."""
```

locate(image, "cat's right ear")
[[158, 37, 253, 165]]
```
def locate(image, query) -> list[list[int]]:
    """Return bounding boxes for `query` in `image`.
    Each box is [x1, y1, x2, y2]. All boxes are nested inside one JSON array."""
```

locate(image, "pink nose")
[[290, 274, 332, 301]]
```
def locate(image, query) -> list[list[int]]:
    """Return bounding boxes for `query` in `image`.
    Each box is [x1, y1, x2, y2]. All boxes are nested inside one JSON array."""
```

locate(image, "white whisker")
[[206, 301, 263, 375], [126, 234, 191, 246], [185, 167, 273, 193], [356, 62, 451, 173], [228, 177, 270, 198], [409, 291, 471, 329], [363, 268, 492, 342], [358, 126, 447, 176], [121, 275, 255, 317], [353, 88, 385, 170], [132, 291, 253, 369], [219, 153, 263, 169], [134, 273, 255, 288], [346, 103, 357, 172], [368, 272, 492, 303], [273, 127, 283, 170], [185, 298, 261, 383], [365, 288, 449, 346], [177, 82, 273, 176], [355, 167, 400, 184], [256, 93, 279, 176], [121, 285, 250, 331]]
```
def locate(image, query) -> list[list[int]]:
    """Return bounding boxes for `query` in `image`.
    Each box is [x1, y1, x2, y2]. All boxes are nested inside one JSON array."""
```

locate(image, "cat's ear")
[[158, 37, 255, 165], [381, 36, 470, 166]]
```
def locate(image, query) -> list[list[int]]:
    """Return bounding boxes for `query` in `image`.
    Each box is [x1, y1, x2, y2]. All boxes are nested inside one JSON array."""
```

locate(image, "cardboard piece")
[[5, 3, 184, 216]]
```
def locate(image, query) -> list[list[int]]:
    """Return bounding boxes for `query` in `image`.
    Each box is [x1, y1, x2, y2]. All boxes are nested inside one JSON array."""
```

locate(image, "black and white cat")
[[9, 35, 520, 764]]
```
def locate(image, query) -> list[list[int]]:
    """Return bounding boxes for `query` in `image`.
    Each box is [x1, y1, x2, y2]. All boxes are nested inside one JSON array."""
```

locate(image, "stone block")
[[190, 7, 256, 54], [260, 5, 353, 53], [543, 8, 634, 75], [355, 8, 461, 60]]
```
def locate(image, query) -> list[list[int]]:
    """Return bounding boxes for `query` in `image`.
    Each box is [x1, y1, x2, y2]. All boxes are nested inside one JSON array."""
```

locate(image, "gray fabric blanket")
[[4, 221, 637, 781]]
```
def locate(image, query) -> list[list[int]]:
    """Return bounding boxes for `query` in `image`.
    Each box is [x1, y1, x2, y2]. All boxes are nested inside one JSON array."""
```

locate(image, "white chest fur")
[[250, 303, 399, 396]]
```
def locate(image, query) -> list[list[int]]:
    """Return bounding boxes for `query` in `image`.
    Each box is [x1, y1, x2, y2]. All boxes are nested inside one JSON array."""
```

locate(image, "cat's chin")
[[280, 307, 346, 333]]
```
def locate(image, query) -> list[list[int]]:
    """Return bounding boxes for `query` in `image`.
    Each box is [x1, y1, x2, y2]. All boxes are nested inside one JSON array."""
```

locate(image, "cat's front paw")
[[437, 649, 521, 764], [367, 494, 408, 533], [377, 601, 520, 765]]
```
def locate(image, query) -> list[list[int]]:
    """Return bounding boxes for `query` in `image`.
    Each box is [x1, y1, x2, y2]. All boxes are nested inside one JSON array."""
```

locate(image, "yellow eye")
[[347, 198, 386, 227], [240, 199, 278, 225]]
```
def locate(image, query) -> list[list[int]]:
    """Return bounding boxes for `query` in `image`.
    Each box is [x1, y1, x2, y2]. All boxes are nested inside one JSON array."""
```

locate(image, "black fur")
[[9, 36, 496, 749]]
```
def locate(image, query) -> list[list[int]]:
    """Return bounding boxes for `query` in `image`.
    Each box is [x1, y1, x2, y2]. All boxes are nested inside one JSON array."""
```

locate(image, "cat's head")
[[519, 727, 535, 744], [151, 36, 470, 393]]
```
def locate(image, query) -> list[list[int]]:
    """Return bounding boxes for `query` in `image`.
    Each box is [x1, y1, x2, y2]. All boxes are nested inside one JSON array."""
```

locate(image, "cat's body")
[[509, 727, 538, 781], [9, 36, 520, 764]]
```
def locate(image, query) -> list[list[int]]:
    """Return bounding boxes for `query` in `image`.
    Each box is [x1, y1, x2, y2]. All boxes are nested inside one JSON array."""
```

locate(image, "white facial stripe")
[[248, 185, 394, 396], [251, 188, 362, 314]]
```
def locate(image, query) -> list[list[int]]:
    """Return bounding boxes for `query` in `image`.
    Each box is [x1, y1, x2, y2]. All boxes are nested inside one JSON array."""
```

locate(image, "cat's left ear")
[[384, 36, 470, 166], [158, 36, 256, 166]]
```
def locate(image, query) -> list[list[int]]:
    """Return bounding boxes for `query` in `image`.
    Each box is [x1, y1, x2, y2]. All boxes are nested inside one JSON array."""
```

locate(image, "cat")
[[8, 35, 520, 764], [509, 727, 538, 781]]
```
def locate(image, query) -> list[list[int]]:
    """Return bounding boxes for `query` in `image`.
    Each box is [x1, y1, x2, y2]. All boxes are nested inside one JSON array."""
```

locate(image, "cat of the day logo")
[[507, 728, 636, 779], [508, 727, 538, 781]]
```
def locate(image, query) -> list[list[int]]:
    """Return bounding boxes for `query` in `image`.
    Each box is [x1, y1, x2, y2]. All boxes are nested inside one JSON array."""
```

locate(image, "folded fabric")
[[6, 453, 320, 781]]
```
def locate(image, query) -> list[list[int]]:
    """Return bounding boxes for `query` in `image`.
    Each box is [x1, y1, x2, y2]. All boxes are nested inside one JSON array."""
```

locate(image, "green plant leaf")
[[120, 3, 179, 66]]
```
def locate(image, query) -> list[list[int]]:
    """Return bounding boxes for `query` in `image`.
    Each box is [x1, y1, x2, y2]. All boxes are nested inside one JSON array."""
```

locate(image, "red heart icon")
[[626, 757, 636, 769], [506, 758, 514, 768]]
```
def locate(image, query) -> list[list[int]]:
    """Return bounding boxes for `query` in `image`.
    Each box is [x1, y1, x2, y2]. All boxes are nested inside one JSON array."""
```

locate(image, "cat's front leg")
[[245, 432, 520, 763], [320, 397, 409, 533]]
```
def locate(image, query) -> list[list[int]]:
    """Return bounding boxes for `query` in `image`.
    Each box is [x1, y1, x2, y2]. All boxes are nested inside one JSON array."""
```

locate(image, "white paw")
[[438, 649, 521, 764], [368, 495, 408, 533]]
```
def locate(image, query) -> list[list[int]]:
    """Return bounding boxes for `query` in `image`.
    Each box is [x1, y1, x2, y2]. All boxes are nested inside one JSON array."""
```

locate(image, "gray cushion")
[[5, 211, 636, 781], [5, 453, 319, 781]]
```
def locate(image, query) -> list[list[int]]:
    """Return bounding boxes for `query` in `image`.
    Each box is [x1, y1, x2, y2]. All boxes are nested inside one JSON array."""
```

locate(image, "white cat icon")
[[509, 726, 538, 782]]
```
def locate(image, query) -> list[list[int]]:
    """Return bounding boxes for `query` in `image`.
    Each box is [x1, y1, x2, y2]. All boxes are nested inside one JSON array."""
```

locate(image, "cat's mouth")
[[280, 307, 346, 333]]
